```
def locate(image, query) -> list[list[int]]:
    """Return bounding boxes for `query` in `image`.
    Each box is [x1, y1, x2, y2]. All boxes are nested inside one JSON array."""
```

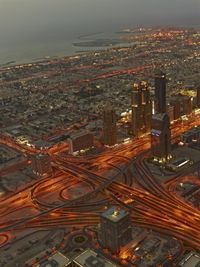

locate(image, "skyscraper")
[[103, 104, 117, 146], [151, 113, 171, 162], [98, 206, 132, 254], [141, 81, 152, 133], [132, 83, 143, 136], [197, 87, 200, 108], [131, 82, 152, 136], [154, 70, 167, 114], [170, 94, 192, 119], [166, 104, 175, 122]]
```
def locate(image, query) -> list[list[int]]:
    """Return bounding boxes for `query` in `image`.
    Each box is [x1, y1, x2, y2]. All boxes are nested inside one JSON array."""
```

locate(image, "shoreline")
[[0, 24, 199, 68]]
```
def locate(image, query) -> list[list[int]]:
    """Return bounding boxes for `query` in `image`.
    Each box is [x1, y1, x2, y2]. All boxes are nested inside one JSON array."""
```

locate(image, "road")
[[0, 109, 200, 260]]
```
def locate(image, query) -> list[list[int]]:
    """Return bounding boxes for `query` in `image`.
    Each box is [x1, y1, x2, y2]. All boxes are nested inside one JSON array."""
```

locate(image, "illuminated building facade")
[[98, 206, 132, 254], [131, 81, 152, 136], [151, 113, 171, 162], [31, 153, 52, 178], [103, 105, 117, 146], [154, 70, 167, 114]]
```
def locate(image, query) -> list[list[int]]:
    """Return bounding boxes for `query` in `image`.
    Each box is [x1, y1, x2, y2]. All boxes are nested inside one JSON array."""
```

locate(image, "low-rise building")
[[72, 249, 118, 267], [181, 126, 200, 145], [178, 251, 200, 267], [37, 252, 71, 267], [26, 251, 71, 267], [68, 131, 94, 154]]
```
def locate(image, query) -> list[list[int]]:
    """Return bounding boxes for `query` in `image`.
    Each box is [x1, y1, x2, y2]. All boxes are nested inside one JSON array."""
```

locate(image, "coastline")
[[0, 24, 199, 68], [0, 31, 129, 67]]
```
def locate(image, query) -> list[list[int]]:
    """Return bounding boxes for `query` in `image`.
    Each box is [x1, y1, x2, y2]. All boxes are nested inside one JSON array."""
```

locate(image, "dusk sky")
[[0, 0, 199, 34]]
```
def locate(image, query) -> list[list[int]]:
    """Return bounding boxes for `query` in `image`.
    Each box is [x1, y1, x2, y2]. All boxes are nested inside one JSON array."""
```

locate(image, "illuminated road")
[[1, 110, 200, 257]]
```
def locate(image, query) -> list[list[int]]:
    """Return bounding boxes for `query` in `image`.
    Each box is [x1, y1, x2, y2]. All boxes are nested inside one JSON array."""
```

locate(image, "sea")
[[0, 0, 199, 65]]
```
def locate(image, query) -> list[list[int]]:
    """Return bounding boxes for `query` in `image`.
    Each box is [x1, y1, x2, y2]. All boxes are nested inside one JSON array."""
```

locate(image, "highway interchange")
[[1, 111, 200, 263]]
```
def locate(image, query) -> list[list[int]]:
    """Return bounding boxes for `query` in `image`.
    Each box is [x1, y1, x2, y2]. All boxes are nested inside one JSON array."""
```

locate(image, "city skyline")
[[0, 2, 200, 267]]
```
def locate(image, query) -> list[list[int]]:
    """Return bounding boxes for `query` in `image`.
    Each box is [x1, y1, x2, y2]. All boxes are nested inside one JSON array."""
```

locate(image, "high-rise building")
[[151, 113, 171, 162], [98, 206, 132, 254], [154, 70, 167, 114], [103, 105, 117, 146], [131, 82, 152, 136], [166, 104, 175, 122], [182, 96, 192, 115], [170, 94, 192, 119], [132, 83, 143, 136], [171, 100, 181, 120], [31, 153, 52, 178], [197, 87, 200, 108], [141, 81, 152, 133]]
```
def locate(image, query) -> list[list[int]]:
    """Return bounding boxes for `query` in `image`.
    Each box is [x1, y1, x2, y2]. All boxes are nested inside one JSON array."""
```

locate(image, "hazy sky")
[[0, 0, 199, 46]]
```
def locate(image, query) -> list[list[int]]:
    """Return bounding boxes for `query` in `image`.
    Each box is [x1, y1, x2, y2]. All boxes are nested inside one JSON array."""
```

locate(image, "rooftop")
[[33, 153, 49, 159], [73, 249, 118, 267], [69, 130, 93, 140], [152, 113, 169, 122], [37, 252, 71, 267], [101, 206, 128, 223], [178, 251, 200, 267], [182, 126, 200, 136]]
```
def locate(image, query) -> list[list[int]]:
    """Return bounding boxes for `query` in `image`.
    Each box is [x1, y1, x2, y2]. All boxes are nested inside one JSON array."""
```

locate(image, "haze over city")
[[1, 1, 200, 267], [0, 0, 199, 63]]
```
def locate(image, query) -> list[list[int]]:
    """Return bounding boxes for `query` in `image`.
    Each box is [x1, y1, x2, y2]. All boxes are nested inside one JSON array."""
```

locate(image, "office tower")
[[183, 95, 192, 115], [154, 70, 167, 113], [132, 83, 143, 136], [98, 206, 132, 254], [151, 113, 171, 162], [31, 153, 52, 178], [103, 105, 117, 146], [170, 94, 192, 119], [131, 82, 152, 136], [170, 100, 181, 120], [197, 87, 200, 108], [68, 131, 94, 154], [141, 81, 152, 133], [166, 104, 175, 122]]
